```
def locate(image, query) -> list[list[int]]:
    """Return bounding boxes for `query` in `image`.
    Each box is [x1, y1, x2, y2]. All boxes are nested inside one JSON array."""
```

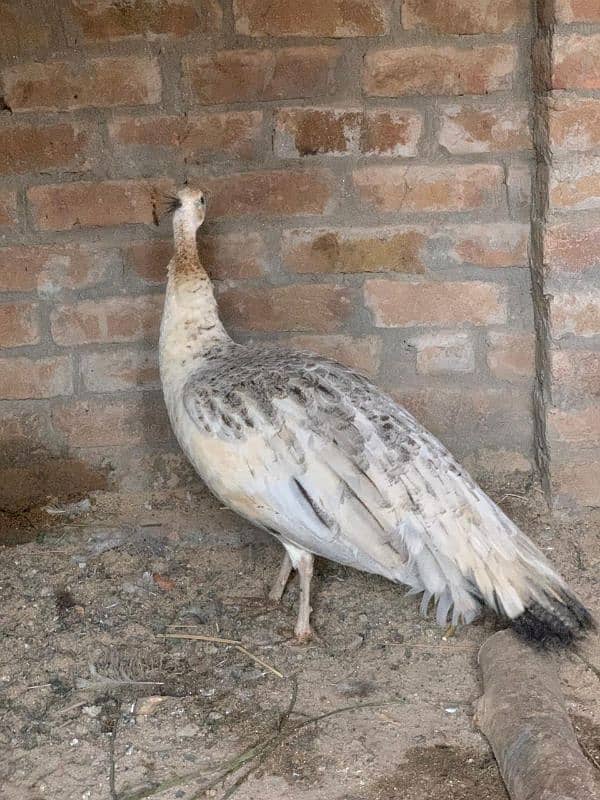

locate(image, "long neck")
[[159, 215, 229, 388]]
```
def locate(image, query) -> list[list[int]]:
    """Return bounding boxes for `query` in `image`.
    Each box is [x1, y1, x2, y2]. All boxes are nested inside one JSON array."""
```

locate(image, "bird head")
[[166, 187, 207, 230]]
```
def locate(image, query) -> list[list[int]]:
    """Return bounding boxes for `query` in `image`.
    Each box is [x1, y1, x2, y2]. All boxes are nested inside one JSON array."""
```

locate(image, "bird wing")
[[182, 346, 569, 626]]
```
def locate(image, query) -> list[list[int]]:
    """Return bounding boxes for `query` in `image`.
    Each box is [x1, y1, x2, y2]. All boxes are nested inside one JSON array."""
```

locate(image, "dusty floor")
[[1, 495, 599, 800]]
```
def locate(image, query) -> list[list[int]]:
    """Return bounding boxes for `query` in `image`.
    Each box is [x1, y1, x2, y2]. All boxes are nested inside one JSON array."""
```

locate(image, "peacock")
[[159, 187, 593, 644]]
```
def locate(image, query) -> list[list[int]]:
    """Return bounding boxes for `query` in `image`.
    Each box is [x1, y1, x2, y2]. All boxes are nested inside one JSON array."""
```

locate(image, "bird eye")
[[200, 196, 206, 206]]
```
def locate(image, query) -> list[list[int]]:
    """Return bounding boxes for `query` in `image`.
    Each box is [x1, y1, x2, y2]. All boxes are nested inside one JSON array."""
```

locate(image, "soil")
[[1, 495, 599, 800]]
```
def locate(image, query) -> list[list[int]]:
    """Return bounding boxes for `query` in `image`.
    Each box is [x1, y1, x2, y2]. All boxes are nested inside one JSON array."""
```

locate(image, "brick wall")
[[0, 0, 595, 515]]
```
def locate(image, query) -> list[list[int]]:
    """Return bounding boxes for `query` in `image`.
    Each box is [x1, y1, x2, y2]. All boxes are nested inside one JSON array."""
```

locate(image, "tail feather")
[[511, 586, 595, 645]]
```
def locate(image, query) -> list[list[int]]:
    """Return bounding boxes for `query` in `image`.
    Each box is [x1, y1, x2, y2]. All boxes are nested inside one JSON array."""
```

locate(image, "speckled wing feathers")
[[182, 343, 569, 626]]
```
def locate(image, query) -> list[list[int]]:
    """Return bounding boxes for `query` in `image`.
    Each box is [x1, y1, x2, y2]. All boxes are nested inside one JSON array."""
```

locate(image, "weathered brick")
[[550, 291, 600, 337], [548, 407, 600, 444], [109, 111, 263, 160], [67, 0, 220, 40], [365, 280, 506, 327], [413, 331, 475, 374], [439, 103, 530, 154], [486, 331, 535, 379], [286, 334, 382, 375], [51, 295, 162, 346], [282, 227, 427, 274], [446, 223, 529, 268], [0, 244, 114, 293], [553, 34, 600, 90], [549, 96, 600, 152], [234, 0, 389, 36], [545, 223, 600, 274], [125, 232, 266, 284], [549, 157, 600, 211], [0, 410, 50, 467], [507, 164, 531, 214], [52, 396, 171, 447], [390, 385, 532, 454], [0, 356, 72, 400], [218, 284, 355, 332], [0, 1, 52, 60], [363, 45, 516, 97], [28, 178, 173, 231], [0, 190, 17, 228], [0, 303, 40, 347], [551, 350, 600, 402], [0, 123, 90, 174], [555, 0, 600, 22], [362, 109, 423, 156], [402, 0, 527, 33], [203, 170, 336, 217], [274, 107, 422, 158], [353, 164, 505, 213], [552, 460, 600, 507], [185, 47, 341, 105], [2, 57, 161, 112], [80, 348, 160, 392]]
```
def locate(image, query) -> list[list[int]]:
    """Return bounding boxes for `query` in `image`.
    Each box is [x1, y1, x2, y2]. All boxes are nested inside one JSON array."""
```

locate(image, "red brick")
[[413, 331, 475, 374], [126, 232, 266, 285], [109, 111, 263, 160], [234, 0, 389, 36], [462, 449, 532, 481], [549, 96, 600, 152], [0, 123, 90, 174], [0, 190, 17, 228], [353, 164, 505, 213], [550, 291, 600, 337], [363, 45, 516, 97], [364, 280, 506, 327], [286, 334, 382, 375], [362, 109, 422, 156], [390, 385, 532, 454], [551, 350, 600, 401], [218, 284, 355, 333], [80, 348, 160, 392], [548, 407, 600, 444], [274, 107, 422, 158], [552, 460, 600, 507], [439, 103, 530, 154], [51, 295, 162, 346], [553, 34, 600, 90], [2, 57, 161, 112], [507, 164, 531, 214], [0, 244, 113, 293], [67, 0, 220, 40], [545, 223, 600, 274], [549, 158, 600, 211], [0, 2, 52, 60], [28, 178, 174, 231], [282, 227, 427, 274], [0, 303, 40, 347], [486, 332, 535, 379], [185, 47, 341, 105], [555, 0, 600, 22], [203, 170, 336, 217], [447, 223, 529, 268], [52, 397, 171, 447], [402, 0, 527, 33], [0, 356, 72, 400]]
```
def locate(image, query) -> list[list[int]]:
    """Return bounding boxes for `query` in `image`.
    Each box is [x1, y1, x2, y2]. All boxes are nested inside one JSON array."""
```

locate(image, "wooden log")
[[476, 630, 600, 800]]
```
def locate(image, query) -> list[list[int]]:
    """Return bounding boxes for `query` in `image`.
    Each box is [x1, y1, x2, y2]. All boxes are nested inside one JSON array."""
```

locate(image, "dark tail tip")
[[511, 588, 595, 646]]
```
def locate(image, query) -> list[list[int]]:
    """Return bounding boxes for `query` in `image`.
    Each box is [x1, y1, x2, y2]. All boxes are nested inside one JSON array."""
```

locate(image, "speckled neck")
[[170, 215, 208, 284]]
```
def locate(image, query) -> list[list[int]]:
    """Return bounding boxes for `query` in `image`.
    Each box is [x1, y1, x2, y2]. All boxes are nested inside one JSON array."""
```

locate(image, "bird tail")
[[508, 584, 594, 644]]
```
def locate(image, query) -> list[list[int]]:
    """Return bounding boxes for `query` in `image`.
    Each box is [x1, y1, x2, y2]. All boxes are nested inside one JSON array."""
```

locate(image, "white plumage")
[[159, 188, 593, 643]]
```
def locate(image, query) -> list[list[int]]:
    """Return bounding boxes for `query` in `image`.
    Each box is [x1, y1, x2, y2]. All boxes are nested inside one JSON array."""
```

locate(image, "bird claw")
[[442, 624, 457, 640]]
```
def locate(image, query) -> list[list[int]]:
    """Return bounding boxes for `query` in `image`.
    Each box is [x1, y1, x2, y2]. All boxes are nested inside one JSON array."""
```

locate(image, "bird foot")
[[442, 624, 457, 640], [293, 626, 316, 644]]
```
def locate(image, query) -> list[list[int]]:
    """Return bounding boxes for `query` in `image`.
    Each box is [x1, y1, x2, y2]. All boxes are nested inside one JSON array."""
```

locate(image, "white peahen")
[[159, 187, 593, 643]]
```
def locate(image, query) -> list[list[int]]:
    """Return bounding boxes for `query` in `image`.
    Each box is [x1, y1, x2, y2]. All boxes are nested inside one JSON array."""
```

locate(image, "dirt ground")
[[1, 493, 599, 800]]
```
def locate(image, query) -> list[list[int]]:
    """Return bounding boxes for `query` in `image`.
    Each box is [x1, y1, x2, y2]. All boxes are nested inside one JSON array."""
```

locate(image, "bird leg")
[[268, 551, 293, 602], [294, 552, 314, 642]]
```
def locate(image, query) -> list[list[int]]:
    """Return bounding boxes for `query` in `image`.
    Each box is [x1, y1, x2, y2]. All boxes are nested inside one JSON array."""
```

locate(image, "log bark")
[[476, 630, 600, 800]]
